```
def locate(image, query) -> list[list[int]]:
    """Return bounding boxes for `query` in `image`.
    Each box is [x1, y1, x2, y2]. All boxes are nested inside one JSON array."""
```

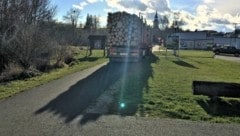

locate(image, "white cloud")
[[104, 0, 171, 27], [73, 1, 88, 10], [73, 0, 102, 10], [87, 0, 99, 3], [175, 3, 240, 32], [204, 0, 240, 15], [72, 0, 239, 32], [141, 0, 170, 12], [203, 0, 215, 4]]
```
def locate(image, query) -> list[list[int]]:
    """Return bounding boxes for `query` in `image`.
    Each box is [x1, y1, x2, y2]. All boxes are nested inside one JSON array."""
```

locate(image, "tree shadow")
[[172, 60, 198, 69], [35, 54, 158, 125], [78, 57, 100, 62], [197, 98, 240, 116], [181, 56, 213, 59]]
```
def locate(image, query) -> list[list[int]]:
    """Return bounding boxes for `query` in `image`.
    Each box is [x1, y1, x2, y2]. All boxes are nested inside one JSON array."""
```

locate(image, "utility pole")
[[173, 12, 180, 57], [233, 23, 240, 48]]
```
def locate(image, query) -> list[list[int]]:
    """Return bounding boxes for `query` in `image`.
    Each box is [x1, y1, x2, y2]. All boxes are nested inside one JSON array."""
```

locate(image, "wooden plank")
[[193, 81, 240, 98]]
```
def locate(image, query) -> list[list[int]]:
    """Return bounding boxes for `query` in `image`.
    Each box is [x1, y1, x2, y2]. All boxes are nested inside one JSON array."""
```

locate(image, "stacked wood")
[[107, 12, 145, 47]]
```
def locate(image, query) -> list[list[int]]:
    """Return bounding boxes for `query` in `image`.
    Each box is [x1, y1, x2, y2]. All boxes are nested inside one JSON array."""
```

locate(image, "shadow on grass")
[[172, 60, 198, 69], [35, 54, 158, 125], [181, 56, 213, 59], [79, 57, 100, 62], [197, 98, 240, 117]]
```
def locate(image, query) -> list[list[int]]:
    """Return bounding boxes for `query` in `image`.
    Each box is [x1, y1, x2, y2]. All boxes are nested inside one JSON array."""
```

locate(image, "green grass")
[[0, 50, 108, 100], [1, 49, 240, 123], [140, 50, 240, 123]]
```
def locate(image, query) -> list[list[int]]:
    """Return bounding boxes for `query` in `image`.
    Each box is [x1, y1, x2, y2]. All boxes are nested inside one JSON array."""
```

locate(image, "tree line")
[[0, 0, 104, 82]]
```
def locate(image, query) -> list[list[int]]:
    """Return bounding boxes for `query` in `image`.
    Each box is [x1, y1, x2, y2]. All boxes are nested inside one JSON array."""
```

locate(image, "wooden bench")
[[192, 81, 240, 101]]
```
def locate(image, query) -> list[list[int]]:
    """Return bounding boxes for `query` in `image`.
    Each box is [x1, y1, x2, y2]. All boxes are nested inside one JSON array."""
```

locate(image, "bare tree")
[[63, 8, 81, 28], [160, 15, 169, 29], [62, 8, 81, 45], [0, 0, 56, 73]]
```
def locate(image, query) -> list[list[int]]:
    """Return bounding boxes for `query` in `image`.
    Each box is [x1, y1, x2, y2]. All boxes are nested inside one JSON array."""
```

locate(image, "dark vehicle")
[[213, 45, 240, 57]]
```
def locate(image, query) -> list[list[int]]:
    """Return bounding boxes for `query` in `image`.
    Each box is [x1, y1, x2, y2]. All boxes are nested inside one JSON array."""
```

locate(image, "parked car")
[[213, 45, 240, 57]]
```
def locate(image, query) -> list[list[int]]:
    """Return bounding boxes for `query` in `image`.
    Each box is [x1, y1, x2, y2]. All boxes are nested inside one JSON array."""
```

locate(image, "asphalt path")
[[0, 62, 240, 136]]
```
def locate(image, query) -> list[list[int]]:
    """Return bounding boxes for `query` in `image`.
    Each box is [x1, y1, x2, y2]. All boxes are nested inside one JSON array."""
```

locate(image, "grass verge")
[[0, 50, 108, 100], [140, 50, 240, 123]]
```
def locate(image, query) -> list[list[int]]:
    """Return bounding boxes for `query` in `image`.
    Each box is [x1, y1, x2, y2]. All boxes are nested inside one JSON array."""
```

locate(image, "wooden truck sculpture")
[[106, 12, 152, 62]]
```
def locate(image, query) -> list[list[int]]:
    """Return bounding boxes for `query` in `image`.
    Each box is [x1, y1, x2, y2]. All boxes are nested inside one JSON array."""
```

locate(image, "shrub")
[[20, 68, 41, 79], [64, 55, 76, 65], [0, 63, 24, 82]]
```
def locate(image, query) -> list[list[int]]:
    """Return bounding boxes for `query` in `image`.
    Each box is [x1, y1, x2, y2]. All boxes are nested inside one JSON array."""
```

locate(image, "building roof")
[[153, 11, 159, 29], [154, 11, 158, 19]]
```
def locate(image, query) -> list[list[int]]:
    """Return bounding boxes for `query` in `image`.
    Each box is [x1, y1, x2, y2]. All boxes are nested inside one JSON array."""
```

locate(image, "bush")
[[0, 63, 24, 82], [54, 60, 67, 69], [20, 68, 41, 79], [64, 55, 76, 64], [69, 61, 77, 67], [34, 59, 52, 72]]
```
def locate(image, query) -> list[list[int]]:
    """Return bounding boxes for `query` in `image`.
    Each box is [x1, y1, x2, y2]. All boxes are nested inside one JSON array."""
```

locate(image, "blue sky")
[[51, 0, 240, 32]]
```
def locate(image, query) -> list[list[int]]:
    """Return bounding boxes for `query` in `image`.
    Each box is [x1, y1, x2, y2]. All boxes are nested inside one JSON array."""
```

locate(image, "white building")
[[168, 31, 240, 50], [168, 31, 213, 50], [213, 37, 240, 49]]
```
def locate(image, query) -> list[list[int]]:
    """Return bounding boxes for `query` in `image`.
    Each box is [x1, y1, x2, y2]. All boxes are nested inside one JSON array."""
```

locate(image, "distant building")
[[152, 11, 162, 44], [213, 37, 240, 49], [153, 11, 159, 29], [170, 31, 213, 50], [168, 31, 240, 50]]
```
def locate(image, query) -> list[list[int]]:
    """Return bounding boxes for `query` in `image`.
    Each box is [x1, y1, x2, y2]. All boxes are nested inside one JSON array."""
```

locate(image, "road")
[[0, 62, 240, 136], [215, 55, 240, 63]]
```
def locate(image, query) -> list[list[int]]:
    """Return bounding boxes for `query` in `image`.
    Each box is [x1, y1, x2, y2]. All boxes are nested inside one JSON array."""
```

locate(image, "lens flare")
[[120, 103, 126, 108]]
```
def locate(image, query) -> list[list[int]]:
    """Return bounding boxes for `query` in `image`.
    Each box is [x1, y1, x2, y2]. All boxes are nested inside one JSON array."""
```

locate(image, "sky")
[[51, 0, 240, 32]]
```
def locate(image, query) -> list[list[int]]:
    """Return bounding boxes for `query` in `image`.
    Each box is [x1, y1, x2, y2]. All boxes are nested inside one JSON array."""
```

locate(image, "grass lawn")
[[140, 50, 240, 123], [0, 50, 108, 100], [1, 48, 240, 123]]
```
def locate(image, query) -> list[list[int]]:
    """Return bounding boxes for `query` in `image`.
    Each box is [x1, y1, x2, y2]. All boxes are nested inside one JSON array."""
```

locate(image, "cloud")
[[203, 0, 215, 4], [73, 1, 88, 10], [147, 0, 170, 12], [118, 0, 147, 11], [103, 0, 240, 32], [174, 3, 240, 32], [105, 0, 171, 28], [72, 0, 239, 32], [73, 0, 102, 10], [87, 0, 99, 3], [204, 0, 240, 15]]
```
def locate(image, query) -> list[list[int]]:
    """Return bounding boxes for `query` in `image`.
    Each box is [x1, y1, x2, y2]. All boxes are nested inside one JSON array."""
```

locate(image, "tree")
[[160, 15, 169, 29], [63, 8, 81, 28], [0, 0, 56, 72], [62, 8, 81, 45], [84, 14, 99, 31]]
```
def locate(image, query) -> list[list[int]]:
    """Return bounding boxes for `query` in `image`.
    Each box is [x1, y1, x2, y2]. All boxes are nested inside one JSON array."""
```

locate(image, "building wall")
[[180, 39, 213, 50], [213, 37, 240, 49], [168, 32, 240, 50], [176, 32, 212, 50]]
